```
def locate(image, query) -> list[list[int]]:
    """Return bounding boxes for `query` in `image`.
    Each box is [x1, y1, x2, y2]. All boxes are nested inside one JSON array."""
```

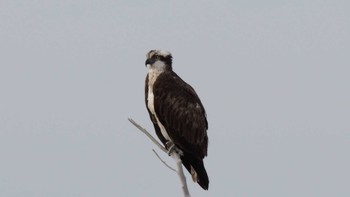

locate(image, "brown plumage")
[[145, 50, 209, 190]]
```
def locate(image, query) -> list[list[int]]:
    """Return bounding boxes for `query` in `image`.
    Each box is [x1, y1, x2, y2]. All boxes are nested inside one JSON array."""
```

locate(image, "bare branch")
[[128, 118, 167, 153], [172, 150, 191, 197], [152, 149, 176, 172], [128, 118, 191, 197]]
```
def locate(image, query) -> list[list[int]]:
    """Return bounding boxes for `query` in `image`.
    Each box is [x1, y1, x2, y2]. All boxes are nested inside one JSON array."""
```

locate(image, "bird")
[[144, 49, 209, 190]]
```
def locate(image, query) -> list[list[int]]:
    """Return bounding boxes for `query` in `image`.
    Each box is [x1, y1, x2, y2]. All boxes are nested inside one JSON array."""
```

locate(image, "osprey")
[[145, 50, 209, 190]]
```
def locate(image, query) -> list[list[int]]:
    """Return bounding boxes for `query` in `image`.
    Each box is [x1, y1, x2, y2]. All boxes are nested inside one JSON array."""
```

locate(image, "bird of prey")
[[145, 50, 209, 190]]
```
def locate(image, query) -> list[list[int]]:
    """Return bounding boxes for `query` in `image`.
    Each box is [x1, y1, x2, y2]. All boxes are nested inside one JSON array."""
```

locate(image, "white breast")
[[147, 69, 171, 141]]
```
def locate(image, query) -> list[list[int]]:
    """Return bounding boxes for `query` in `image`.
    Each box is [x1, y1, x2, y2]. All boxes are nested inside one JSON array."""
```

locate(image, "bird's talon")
[[165, 141, 176, 156]]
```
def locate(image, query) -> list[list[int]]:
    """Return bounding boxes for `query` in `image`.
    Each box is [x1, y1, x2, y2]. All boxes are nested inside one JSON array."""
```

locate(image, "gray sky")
[[1, 0, 349, 196]]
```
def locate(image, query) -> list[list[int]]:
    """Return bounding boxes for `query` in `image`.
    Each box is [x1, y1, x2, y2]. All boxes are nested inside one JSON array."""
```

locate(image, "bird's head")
[[145, 50, 173, 71]]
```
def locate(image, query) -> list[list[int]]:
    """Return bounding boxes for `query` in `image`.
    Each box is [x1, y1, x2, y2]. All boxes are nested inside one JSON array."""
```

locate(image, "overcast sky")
[[0, 0, 349, 196]]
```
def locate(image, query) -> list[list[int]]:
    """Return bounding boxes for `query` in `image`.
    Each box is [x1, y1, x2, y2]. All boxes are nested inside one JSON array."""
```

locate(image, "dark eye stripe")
[[150, 54, 172, 66], [152, 55, 165, 60]]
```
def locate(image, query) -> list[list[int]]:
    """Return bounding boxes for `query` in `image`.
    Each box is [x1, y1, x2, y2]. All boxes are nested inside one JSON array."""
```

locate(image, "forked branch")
[[128, 118, 191, 197]]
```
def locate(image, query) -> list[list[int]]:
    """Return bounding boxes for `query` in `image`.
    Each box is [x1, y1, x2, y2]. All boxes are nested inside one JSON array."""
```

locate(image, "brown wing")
[[153, 71, 208, 158]]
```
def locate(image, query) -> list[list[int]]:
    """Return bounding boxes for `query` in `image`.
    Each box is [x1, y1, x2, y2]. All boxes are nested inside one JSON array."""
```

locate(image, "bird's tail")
[[181, 154, 209, 190]]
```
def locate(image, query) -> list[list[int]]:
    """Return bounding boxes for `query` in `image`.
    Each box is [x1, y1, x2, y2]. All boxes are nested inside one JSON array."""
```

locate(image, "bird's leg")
[[165, 141, 175, 156], [165, 141, 183, 156]]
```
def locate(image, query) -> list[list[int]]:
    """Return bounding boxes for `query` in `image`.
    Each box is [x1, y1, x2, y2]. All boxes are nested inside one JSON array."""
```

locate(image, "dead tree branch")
[[128, 118, 191, 197]]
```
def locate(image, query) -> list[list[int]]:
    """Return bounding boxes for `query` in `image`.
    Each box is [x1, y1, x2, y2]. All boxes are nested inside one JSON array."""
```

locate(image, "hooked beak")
[[145, 58, 156, 67]]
